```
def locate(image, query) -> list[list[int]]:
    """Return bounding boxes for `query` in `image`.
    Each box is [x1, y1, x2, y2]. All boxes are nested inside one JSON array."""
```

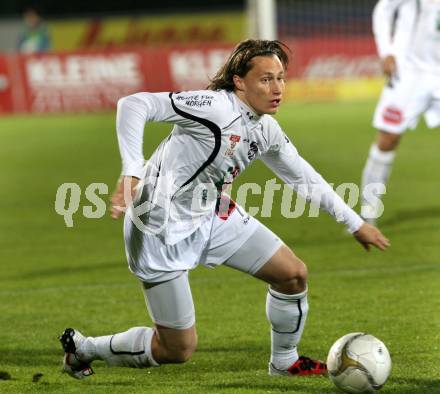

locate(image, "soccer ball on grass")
[[327, 333, 391, 393]]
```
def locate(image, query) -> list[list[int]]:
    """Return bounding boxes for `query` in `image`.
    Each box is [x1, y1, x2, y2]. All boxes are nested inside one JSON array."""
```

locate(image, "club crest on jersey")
[[383, 106, 403, 124], [224, 134, 241, 156]]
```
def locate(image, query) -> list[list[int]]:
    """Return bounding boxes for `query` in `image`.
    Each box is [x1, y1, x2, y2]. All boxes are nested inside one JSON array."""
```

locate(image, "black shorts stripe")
[[169, 92, 222, 189]]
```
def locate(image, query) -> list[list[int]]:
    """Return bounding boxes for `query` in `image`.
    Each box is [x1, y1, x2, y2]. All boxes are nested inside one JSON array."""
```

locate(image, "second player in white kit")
[[361, 0, 440, 222], [59, 39, 389, 381]]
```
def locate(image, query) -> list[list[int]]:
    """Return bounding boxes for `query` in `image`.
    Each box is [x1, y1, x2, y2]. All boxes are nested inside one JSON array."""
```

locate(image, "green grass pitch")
[[0, 101, 439, 393]]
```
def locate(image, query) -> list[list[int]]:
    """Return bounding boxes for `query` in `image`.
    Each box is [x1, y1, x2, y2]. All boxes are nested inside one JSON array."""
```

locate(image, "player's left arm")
[[353, 222, 390, 251], [260, 125, 390, 251]]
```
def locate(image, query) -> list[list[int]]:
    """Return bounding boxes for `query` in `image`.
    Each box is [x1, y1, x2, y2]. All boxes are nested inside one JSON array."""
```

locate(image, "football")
[[327, 333, 392, 393]]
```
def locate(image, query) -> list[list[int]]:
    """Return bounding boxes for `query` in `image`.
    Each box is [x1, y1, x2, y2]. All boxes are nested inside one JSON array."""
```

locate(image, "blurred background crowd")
[[0, 0, 380, 114]]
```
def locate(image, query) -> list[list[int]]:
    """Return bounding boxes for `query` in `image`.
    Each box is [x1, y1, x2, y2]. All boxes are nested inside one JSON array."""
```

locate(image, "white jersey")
[[373, 0, 440, 73], [116, 89, 363, 245]]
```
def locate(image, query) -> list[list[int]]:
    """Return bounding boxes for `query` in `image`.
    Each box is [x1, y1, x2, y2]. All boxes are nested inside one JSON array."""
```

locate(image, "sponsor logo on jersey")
[[382, 106, 403, 124], [229, 134, 241, 143], [224, 134, 241, 156], [175, 94, 214, 107]]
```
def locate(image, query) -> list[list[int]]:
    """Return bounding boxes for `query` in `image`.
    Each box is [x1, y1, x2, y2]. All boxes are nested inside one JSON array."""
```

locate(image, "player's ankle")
[[270, 354, 298, 371], [76, 336, 99, 363]]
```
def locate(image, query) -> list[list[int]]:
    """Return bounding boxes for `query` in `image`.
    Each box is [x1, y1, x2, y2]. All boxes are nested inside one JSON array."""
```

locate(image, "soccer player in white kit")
[[361, 0, 440, 223], [60, 40, 389, 380]]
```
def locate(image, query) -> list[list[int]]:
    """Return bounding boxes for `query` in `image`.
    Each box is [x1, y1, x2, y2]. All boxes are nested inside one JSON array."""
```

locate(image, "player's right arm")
[[110, 175, 140, 219], [110, 91, 229, 219]]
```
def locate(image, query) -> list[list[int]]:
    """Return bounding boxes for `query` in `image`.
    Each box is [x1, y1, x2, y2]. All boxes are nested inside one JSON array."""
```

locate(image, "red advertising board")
[[288, 37, 380, 79], [0, 46, 233, 114], [0, 56, 11, 113], [1, 51, 151, 113], [0, 38, 379, 114]]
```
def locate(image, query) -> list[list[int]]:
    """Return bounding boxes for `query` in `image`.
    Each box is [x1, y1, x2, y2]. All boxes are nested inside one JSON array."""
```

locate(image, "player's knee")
[[161, 327, 198, 363], [293, 260, 308, 282], [257, 245, 308, 294], [285, 260, 308, 289], [377, 131, 400, 151], [273, 255, 308, 293], [166, 336, 197, 363], [171, 346, 195, 363]]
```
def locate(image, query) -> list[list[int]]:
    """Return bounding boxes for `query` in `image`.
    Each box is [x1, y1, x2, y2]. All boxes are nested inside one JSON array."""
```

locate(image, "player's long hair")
[[208, 39, 290, 91]]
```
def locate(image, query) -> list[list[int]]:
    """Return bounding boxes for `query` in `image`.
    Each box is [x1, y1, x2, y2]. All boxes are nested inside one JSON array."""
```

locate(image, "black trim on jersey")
[[156, 134, 172, 177], [222, 114, 242, 130], [169, 92, 222, 188], [109, 335, 145, 355], [269, 290, 304, 334], [415, 0, 421, 20], [410, 0, 421, 44], [261, 124, 268, 144]]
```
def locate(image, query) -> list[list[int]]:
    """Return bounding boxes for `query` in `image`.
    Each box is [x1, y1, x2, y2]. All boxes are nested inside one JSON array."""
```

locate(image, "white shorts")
[[373, 67, 440, 134], [141, 220, 283, 329], [124, 203, 282, 283]]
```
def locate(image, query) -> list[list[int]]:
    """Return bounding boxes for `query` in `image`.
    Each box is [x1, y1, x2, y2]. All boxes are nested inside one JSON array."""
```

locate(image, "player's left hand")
[[110, 176, 140, 219], [353, 222, 390, 251]]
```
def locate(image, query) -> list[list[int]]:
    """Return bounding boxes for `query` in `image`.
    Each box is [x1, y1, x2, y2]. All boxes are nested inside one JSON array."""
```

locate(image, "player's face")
[[234, 55, 285, 115]]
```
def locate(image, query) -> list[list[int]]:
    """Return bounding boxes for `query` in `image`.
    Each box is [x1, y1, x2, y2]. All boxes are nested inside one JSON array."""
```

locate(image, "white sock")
[[361, 144, 396, 223], [266, 287, 309, 370], [77, 327, 159, 368], [361, 144, 395, 202]]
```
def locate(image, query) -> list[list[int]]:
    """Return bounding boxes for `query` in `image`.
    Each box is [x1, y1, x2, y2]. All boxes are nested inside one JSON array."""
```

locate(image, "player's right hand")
[[381, 55, 397, 79], [110, 176, 140, 219]]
